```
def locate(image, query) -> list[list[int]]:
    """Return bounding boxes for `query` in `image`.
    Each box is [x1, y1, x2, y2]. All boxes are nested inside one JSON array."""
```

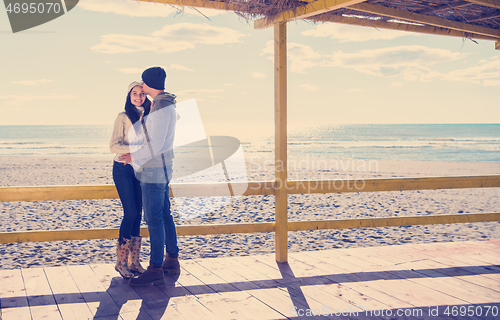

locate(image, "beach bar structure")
[[1, 0, 500, 261], [1, 1, 500, 319]]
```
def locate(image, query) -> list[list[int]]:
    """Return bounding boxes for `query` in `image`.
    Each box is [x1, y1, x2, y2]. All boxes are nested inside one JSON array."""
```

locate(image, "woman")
[[110, 81, 151, 279]]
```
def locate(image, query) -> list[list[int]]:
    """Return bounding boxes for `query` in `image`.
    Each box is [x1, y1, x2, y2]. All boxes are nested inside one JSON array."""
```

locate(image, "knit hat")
[[127, 81, 143, 94], [142, 67, 166, 90]]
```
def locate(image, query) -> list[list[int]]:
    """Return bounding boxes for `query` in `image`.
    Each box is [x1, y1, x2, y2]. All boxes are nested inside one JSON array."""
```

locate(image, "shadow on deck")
[[1, 240, 500, 320]]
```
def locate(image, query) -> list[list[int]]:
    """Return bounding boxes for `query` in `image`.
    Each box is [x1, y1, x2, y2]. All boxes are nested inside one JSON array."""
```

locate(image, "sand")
[[1, 155, 499, 269]]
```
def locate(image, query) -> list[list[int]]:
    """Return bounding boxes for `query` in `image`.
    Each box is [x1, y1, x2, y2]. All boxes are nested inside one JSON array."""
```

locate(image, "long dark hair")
[[124, 88, 151, 124]]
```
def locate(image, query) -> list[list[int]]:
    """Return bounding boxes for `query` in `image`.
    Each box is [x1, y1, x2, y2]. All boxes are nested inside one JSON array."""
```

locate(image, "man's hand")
[[119, 153, 133, 165]]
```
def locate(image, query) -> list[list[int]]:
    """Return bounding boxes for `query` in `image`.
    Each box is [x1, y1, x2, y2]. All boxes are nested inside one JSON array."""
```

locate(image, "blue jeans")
[[140, 165, 178, 266], [112, 161, 142, 240]]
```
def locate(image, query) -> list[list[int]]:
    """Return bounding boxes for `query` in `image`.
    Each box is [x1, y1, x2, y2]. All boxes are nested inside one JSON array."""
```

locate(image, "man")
[[121, 66, 180, 286]]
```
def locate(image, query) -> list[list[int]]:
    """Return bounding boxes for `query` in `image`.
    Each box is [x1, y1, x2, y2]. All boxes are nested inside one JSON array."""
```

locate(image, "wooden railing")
[[1, 175, 500, 246], [2, 175, 499, 201]]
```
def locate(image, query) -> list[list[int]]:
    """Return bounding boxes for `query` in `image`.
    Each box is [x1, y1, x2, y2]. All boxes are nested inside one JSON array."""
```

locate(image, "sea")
[[0, 124, 499, 162]]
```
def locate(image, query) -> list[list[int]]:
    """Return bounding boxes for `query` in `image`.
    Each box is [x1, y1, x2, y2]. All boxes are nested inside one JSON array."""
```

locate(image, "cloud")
[[302, 24, 414, 43], [445, 56, 500, 86], [80, 0, 226, 17], [288, 43, 324, 73], [261, 41, 324, 73], [299, 84, 319, 91], [327, 45, 463, 81], [326, 46, 499, 86], [92, 23, 246, 54], [11, 79, 52, 86], [261, 41, 498, 86], [0, 94, 75, 106], [252, 72, 267, 79], [261, 42, 461, 78], [78, 0, 178, 17]]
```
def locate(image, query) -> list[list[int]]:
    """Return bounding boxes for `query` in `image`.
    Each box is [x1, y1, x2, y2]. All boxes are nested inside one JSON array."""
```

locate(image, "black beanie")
[[142, 67, 166, 90]]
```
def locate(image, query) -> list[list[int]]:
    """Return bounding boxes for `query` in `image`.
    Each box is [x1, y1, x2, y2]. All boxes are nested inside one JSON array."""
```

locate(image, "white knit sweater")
[[109, 107, 144, 163]]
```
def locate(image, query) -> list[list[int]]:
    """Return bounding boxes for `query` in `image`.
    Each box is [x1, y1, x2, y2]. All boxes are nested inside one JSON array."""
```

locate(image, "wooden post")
[[496, 41, 499, 50], [274, 22, 288, 263]]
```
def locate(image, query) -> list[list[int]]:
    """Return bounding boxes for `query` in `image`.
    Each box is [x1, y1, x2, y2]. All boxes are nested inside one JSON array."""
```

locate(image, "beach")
[[1, 155, 499, 270]]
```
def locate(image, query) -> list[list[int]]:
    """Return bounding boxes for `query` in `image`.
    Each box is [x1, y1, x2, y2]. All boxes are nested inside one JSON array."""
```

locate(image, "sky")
[[1, 0, 499, 139]]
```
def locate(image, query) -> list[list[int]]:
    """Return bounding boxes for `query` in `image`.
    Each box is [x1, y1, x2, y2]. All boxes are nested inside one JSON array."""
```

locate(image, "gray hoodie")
[[130, 92, 177, 170]]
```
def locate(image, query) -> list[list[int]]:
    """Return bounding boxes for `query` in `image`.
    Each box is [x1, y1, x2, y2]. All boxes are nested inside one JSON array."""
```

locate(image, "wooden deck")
[[1, 240, 499, 320]]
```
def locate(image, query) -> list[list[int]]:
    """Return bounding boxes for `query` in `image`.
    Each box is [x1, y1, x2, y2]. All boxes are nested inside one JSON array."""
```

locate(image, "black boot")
[[128, 262, 164, 286], [162, 254, 181, 274]]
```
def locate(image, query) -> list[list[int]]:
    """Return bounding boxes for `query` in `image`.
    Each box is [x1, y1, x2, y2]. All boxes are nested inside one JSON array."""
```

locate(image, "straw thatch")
[[224, 0, 500, 30]]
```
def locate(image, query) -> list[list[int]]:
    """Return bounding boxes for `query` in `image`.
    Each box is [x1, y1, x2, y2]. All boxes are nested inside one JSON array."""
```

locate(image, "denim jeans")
[[140, 165, 178, 266], [112, 161, 142, 240]]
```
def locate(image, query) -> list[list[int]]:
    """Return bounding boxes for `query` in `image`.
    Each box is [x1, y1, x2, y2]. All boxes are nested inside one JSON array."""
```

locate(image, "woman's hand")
[[119, 153, 133, 164]]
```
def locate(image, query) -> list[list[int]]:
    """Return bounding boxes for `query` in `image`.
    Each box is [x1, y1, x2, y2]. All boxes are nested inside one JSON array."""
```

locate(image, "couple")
[[109, 66, 179, 286]]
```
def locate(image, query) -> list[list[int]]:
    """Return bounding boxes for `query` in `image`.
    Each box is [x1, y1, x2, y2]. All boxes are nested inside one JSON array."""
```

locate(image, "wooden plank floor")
[[1, 240, 500, 320]]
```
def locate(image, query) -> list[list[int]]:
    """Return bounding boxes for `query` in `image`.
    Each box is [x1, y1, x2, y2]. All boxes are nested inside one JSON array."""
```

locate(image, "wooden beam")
[[286, 175, 500, 194], [0, 182, 274, 202], [0, 185, 120, 202], [254, 0, 367, 29], [348, 3, 500, 39], [139, 0, 500, 12], [1, 212, 498, 244], [0, 228, 121, 243], [309, 14, 500, 41], [464, 0, 500, 9], [274, 22, 288, 263], [1, 176, 499, 202], [0, 223, 276, 244], [469, 13, 500, 22], [136, 0, 249, 12], [417, 1, 470, 15], [288, 213, 500, 231], [178, 222, 275, 235]]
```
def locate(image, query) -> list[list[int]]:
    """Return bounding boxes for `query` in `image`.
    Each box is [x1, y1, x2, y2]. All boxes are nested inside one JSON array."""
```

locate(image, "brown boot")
[[128, 236, 146, 274], [115, 238, 134, 279], [129, 262, 164, 286], [162, 254, 181, 274]]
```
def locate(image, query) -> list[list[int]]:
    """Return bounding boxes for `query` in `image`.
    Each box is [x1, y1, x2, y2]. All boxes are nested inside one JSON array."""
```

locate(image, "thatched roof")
[[230, 0, 499, 29], [140, 0, 500, 44], [325, 0, 500, 29]]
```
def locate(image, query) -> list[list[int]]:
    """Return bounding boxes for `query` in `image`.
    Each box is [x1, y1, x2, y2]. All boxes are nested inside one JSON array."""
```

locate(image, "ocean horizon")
[[0, 124, 499, 162]]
